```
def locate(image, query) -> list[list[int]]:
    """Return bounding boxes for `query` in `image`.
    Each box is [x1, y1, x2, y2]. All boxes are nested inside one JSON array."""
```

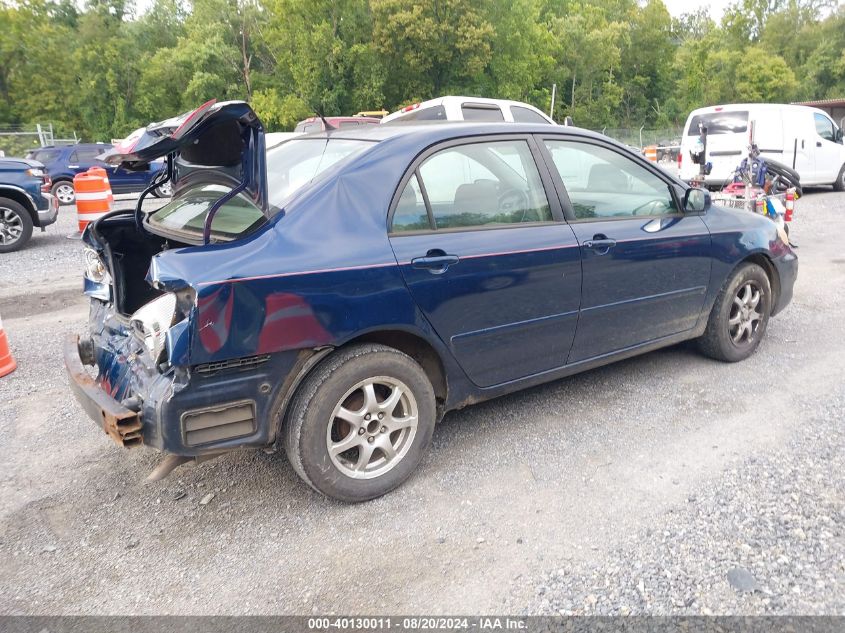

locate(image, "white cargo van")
[[679, 103, 845, 190]]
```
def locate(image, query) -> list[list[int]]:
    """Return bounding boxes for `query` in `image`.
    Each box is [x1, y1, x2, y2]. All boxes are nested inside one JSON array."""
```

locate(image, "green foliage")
[[0, 0, 843, 142]]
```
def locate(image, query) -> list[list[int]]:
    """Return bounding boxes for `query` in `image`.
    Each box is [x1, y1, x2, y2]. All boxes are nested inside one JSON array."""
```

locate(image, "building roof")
[[792, 98, 845, 107]]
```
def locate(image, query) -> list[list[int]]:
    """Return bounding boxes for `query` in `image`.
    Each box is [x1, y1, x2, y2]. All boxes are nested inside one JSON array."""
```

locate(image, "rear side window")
[[392, 139, 552, 232], [394, 105, 447, 122], [72, 147, 105, 163], [686, 111, 748, 135], [511, 106, 550, 124], [461, 104, 505, 121], [814, 113, 835, 141]]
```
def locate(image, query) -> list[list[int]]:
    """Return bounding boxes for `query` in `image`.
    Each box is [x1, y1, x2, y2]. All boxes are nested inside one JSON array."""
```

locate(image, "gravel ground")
[[0, 190, 843, 615]]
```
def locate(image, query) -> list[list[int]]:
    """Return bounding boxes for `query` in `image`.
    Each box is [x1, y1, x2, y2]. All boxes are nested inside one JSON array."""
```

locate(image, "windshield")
[[266, 138, 375, 207], [148, 184, 265, 240]]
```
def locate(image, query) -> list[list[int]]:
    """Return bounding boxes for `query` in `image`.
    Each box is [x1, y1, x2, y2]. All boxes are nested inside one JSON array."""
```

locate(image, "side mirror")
[[684, 187, 710, 213], [836, 128, 844, 144], [563, 116, 574, 127]]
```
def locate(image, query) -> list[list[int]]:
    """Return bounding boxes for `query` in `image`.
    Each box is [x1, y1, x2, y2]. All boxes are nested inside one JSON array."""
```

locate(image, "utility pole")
[[549, 83, 556, 119]]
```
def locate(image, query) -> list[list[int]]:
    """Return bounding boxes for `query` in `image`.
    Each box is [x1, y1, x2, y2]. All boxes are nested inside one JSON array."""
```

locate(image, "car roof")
[[288, 121, 600, 144]]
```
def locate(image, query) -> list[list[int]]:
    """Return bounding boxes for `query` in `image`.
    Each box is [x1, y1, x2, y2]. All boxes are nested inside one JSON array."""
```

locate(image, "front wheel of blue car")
[[698, 262, 772, 363], [283, 343, 437, 502]]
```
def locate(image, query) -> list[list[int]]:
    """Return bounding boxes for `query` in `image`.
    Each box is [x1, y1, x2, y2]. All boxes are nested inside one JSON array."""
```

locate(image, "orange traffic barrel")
[[73, 170, 113, 233], [0, 313, 16, 378], [87, 166, 114, 204], [644, 145, 658, 162]]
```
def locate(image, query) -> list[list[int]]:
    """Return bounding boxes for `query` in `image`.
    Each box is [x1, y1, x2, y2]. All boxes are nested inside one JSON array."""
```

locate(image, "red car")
[[294, 116, 380, 134]]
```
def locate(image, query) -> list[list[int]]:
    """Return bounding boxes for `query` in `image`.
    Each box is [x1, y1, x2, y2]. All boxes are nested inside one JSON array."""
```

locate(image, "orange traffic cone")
[[0, 313, 16, 378]]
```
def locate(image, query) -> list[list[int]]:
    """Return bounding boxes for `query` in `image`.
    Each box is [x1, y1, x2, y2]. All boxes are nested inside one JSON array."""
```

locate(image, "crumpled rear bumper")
[[63, 335, 143, 447]]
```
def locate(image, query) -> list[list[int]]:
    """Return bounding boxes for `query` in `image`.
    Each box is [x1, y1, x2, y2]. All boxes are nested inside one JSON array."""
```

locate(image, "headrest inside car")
[[180, 119, 245, 167]]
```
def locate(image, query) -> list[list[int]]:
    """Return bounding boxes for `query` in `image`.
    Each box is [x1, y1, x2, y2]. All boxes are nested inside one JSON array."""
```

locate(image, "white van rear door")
[[697, 109, 748, 183]]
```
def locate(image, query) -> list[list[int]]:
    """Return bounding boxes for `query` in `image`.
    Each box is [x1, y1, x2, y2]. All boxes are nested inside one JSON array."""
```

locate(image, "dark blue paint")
[[28, 143, 164, 194], [79, 120, 798, 456], [0, 156, 56, 228]]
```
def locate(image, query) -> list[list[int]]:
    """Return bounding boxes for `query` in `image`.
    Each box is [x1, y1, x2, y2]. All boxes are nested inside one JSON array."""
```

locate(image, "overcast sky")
[[661, 0, 734, 20]]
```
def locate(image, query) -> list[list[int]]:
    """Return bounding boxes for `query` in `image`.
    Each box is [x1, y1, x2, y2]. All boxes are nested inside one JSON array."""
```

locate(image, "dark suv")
[[0, 157, 58, 252], [26, 143, 169, 205]]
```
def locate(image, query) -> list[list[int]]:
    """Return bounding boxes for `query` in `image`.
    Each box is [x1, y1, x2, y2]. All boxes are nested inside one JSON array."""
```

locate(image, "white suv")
[[381, 96, 557, 125]]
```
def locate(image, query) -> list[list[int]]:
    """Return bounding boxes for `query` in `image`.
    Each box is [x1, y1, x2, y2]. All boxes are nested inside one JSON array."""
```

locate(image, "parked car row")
[[26, 143, 170, 205], [65, 100, 796, 503]]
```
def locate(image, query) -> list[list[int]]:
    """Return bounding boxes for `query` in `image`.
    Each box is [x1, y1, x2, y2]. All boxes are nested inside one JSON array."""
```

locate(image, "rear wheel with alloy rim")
[[51, 181, 75, 205], [0, 198, 34, 253], [283, 343, 436, 502], [698, 262, 772, 362]]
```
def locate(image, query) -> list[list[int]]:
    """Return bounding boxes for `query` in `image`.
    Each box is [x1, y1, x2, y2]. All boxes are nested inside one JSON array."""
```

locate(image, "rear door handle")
[[411, 252, 460, 274]]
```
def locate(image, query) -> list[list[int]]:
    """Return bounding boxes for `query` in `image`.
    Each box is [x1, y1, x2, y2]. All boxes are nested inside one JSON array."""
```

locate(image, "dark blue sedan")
[[64, 101, 797, 501]]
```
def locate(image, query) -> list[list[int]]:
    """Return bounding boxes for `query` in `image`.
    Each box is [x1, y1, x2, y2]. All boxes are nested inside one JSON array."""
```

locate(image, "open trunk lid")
[[101, 100, 268, 215]]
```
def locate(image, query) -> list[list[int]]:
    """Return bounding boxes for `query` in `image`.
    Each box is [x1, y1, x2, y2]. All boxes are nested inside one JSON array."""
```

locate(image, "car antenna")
[[314, 106, 336, 132]]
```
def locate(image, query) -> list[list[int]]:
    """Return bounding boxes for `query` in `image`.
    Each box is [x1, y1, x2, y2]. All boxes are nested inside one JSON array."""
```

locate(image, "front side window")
[[544, 140, 677, 220], [392, 139, 552, 232], [814, 113, 835, 142]]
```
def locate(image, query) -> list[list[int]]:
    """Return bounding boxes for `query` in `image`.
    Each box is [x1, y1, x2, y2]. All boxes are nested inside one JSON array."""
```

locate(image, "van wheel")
[[834, 165, 845, 192], [0, 198, 34, 253], [697, 263, 771, 362], [283, 343, 436, 502]]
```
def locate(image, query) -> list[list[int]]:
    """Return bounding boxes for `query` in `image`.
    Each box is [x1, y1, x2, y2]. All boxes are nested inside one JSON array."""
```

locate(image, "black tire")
[[834, 164, 845, 192], [283, 343, 436, 502], [697, 263, 772, 362], [51, 180, 75, 206], [0, 197, 34, 253]]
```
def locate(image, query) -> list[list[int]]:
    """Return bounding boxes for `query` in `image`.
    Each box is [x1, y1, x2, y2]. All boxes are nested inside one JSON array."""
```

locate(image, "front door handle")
[[411, 250, 460, 274], [583, 236, 617, 254], [67, 164, 79, 169], [817, 141, 823, 147]]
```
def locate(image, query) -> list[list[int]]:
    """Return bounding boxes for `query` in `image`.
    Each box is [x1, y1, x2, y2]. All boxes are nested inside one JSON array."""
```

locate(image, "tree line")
[[1, 0, 843, 144]]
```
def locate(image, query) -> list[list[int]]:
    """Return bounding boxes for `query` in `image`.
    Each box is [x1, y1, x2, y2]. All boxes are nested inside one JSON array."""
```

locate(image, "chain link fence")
[[0, 123, 79, 158], [594, 126, 684, 151]]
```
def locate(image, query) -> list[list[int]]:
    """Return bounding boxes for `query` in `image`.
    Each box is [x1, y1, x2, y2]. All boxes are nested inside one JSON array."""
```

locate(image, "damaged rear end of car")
[[64, 100, 298, 467]]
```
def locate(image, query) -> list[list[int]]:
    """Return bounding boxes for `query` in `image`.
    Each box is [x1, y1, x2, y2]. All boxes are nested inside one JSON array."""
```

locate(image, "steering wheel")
[[632, 199, 668, 216], [498, 188, 530, 218]]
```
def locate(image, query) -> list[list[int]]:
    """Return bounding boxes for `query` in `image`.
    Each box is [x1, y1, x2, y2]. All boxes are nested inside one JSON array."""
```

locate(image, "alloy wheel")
[[0, 207, 24, 246], [729, 281, 764, 346], [55, 183, 75, 204], [326, 376, 419, 480]]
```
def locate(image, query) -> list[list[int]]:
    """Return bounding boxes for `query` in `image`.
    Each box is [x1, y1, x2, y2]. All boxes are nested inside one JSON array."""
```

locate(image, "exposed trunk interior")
[[95, 215, 189, 316]]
